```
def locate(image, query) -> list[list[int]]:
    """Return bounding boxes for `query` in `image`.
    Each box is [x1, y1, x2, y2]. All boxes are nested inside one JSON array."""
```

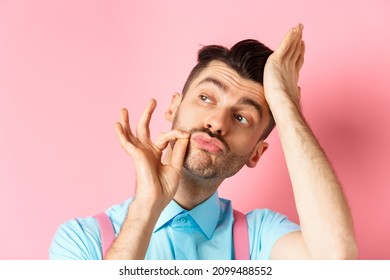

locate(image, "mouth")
[[191, 132, 225, 155]]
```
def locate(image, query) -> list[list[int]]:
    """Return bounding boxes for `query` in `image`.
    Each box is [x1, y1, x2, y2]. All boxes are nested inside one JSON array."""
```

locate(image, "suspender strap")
[[233, 209, 250, 260], [93, 212, 116, 259], [94, 209, 250, 260]]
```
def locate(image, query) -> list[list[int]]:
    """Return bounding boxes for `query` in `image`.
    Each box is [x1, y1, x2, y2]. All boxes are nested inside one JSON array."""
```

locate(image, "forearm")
[[104, 199, 163, 260], [269, 94, 358, 259]]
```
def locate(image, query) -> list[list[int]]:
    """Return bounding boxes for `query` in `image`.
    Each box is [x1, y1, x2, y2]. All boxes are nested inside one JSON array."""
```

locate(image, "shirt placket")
[[170, 212, 198, 260]]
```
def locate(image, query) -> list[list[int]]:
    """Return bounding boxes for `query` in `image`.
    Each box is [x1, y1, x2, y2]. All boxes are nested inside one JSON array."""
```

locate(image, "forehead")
[[189, 60, 264, 98]]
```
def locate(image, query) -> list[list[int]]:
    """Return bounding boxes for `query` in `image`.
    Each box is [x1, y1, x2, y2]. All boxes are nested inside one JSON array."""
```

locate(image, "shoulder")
[[49, 198, 134, 260], [106, 197, 135, 233], [49, 216, 102, 260], [246, 208, 301, 259], [247, 208, 297, 226], [246, 208, 300, 236]]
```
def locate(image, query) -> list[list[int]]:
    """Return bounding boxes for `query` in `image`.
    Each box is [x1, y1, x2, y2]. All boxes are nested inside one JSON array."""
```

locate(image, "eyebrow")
[[238, 97, 263, 119], [196, 77, 227, 93]]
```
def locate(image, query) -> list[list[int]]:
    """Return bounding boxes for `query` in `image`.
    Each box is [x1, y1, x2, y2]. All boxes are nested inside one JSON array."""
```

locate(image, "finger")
[[115, 122, 136, 154], [291, 25, 304, 62], [154, 130, 190, 151], [290, 39, 302, 66], [296, 40, 305, 71], [119, 108, 133, 140], [170, 138, 190, 171], [136, 99, 157, 142], [284, 24, 303, 60], [275, 24, 302, 58]]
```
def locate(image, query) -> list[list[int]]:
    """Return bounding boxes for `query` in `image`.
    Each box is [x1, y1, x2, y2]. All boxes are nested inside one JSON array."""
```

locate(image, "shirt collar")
[[153, 191, 221, 239]]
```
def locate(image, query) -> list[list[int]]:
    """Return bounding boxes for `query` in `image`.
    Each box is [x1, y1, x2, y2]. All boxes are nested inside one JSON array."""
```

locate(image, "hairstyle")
[[182, 39, 275, 140]]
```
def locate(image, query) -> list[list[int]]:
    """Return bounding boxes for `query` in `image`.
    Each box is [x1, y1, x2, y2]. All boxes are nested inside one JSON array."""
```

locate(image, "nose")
[[204, 108, 230, 136]]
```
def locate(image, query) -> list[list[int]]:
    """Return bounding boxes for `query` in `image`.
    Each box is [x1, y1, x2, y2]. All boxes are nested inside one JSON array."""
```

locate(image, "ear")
[[164, 93, 182, 122], [246, 141, 268, 168]]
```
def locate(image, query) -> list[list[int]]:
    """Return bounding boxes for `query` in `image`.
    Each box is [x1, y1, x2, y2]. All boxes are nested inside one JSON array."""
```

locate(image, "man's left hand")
[[263, 23, 305, 108]]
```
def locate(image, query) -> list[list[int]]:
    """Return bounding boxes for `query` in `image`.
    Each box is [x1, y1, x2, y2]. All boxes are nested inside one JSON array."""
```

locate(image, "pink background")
[[0, 0, 389, 259]]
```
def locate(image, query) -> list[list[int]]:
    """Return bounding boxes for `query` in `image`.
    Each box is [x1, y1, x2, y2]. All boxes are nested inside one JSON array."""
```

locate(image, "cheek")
[[173, 104, 201, 129], [227, 131, 258, 155], [180, 99, 206, 119]]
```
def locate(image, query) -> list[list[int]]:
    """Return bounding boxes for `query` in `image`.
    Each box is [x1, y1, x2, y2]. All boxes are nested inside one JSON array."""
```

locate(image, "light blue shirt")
[[49, 192, 300, 260]]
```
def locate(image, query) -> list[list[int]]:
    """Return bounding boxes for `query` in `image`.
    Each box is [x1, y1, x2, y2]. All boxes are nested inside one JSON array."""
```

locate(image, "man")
[[49, 24, 358, 260]]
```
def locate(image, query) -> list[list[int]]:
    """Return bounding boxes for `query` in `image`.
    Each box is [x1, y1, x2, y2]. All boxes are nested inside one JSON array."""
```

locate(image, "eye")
[[234, 114, 249, 125], [199, 95, 213, 103]]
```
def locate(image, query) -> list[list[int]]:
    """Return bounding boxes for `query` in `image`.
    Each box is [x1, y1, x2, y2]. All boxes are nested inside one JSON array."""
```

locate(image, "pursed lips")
[[191, 132, 226, 155]]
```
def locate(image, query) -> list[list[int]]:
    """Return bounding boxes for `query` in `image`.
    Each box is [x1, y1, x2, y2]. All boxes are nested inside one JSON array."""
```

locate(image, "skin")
[[107, 24, 358, 260], [165, 60, 270, 208]]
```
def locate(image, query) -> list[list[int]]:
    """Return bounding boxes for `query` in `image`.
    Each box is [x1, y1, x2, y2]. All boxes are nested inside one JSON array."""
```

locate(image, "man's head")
[[165, 39, 274, 180], [182, 39, 275, 140]]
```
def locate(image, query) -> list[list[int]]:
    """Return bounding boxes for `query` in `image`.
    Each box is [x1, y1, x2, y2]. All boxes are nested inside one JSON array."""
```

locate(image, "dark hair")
[[181, 39, 275, 140]]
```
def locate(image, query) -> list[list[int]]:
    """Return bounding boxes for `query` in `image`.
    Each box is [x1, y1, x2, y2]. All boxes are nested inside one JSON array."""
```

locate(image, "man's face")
[[171, 60, 270, 179]]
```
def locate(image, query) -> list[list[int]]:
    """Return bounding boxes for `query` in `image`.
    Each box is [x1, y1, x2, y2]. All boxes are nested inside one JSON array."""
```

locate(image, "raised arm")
[[264, 24, 358, 259], [105, 99, 189, 259]]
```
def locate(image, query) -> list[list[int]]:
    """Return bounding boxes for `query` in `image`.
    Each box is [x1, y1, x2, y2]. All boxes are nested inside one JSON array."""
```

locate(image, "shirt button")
[[180, 217, 187, 223]]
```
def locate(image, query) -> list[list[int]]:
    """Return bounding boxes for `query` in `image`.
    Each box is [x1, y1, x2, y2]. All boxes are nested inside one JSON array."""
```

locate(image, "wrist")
[[266, 89, 300, 109], [269, 92, 299, 111], [266, 91, 305, 126], [127, 196, 165, 223]]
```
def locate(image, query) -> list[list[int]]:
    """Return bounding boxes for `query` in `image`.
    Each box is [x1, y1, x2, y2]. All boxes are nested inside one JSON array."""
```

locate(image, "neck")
[[163, 148, 223, 210]]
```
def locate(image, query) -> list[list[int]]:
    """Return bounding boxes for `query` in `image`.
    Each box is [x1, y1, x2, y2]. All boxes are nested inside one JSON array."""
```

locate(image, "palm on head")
[[264, 24, 305, 107]]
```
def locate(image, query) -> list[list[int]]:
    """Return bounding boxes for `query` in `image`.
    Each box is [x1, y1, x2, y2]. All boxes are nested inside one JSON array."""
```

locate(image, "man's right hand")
[[105, 99, 189, 259], [115, 99, 190, 211]]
